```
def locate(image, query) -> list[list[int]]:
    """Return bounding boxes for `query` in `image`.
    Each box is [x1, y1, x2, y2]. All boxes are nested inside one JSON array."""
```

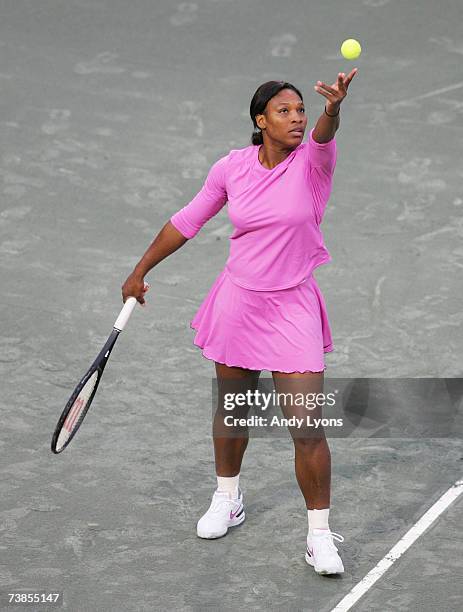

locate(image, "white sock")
[[308, 508, 330, 536], [216, 474, 240, 499]]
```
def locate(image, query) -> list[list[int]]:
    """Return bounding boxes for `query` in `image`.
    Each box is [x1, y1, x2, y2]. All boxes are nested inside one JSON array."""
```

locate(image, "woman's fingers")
[[314, 84, 336, 100], [314, 67, 358, 103], [140, 282, 150, 306], [316, 80, 338, 96], [344, 68, 358, 87], [314, 86, 335, 103], [315, 83, 342, 105], [338, 73, 347, 91], [315, 68, 358, 97]]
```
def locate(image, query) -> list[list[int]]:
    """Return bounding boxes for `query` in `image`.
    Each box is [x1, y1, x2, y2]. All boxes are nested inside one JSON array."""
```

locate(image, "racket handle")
[[114, 297, 137, 331], [115, 282, 150, 331]]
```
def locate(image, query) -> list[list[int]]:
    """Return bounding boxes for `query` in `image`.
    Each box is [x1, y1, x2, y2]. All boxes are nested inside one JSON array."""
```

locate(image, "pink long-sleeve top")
[[170, 127, 336, 291]]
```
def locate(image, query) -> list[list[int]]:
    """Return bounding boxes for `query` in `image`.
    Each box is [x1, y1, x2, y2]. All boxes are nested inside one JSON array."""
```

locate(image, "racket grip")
[[114, 297, 137, 331]]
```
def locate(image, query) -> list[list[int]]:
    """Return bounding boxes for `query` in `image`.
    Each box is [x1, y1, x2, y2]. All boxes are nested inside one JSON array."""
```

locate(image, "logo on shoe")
[[229, 505, 242, 519]]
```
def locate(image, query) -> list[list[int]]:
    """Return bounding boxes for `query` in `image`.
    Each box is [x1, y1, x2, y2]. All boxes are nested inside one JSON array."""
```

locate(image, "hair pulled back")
[[249, 80, 304, 145]]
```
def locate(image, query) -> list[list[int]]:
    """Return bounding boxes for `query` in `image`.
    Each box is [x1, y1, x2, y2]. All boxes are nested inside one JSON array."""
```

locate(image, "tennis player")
[[122, 69, 358, 575]]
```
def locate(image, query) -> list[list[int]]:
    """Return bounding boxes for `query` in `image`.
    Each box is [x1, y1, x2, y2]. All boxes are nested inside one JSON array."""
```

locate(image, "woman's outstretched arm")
[[312, 68, 358, 143]]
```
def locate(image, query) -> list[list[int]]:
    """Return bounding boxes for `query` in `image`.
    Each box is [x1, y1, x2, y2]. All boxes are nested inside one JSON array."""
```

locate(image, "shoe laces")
[[326, 531, 344, 544], [310, 530, 344, 552], [210, 490, 241, 513]]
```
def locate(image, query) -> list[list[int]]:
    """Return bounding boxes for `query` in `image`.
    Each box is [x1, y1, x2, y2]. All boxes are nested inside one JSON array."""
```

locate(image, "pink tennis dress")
[[170, 128, 336, 373]]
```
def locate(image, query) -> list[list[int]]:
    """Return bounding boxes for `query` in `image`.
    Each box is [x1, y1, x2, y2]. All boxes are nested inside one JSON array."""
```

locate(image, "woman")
[[122, 69, 358, 575]]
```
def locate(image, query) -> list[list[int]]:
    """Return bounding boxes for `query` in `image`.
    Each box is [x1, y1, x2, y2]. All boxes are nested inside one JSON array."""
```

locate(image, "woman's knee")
[[291, 432, 329, 453]]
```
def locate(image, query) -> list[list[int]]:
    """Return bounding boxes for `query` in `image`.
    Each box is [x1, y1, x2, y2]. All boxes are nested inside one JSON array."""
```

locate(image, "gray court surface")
[[1, 0, 462, 610]]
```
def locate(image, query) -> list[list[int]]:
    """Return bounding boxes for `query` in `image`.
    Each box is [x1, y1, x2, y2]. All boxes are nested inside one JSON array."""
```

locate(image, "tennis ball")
[[341, 39, 362, 60]]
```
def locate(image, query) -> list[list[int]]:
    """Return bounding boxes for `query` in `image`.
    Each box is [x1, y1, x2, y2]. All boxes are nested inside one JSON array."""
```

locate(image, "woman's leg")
[[196, 362, 262, 539], [271, 370, 330, 509], [213, 362, 261, 477], [270, 370, 344, 574]]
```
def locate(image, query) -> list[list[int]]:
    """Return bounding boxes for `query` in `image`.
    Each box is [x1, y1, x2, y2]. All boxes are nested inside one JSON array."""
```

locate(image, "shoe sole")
[[197, 512, 246, 539], [305, 552, 344, 575]]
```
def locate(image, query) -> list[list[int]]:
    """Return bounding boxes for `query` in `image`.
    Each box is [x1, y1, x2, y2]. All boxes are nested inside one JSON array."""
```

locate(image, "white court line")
[[330, 478, 463, 612], [388, 81, 463, 109]]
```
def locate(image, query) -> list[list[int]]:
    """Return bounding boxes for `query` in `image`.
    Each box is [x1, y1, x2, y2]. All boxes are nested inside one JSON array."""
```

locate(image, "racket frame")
[[50, 294, 144, 454], [51, 328, 121, 453]]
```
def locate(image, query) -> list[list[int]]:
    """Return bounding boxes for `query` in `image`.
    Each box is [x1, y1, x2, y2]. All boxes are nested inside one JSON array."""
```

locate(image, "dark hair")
[[249, 80, 304, 145]]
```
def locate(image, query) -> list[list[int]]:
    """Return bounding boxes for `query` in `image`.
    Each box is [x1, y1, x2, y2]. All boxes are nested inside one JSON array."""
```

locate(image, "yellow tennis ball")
[[341, 39, 362, 60]]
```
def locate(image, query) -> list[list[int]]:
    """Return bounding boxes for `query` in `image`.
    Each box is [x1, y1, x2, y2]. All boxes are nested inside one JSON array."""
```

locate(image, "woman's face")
[[256, 88, 307, 146]]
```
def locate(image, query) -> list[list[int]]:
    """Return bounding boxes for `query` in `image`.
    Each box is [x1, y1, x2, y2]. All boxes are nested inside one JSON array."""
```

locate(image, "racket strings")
[[55, 371, 99, 452]]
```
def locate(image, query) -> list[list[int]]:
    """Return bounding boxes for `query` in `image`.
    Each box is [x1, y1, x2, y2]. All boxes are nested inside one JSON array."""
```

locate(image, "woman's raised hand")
[[314, 68, 358, 113]]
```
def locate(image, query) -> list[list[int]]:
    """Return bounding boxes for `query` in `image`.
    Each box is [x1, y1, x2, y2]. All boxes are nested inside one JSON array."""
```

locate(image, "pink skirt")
[[189, 268, 334, 373]]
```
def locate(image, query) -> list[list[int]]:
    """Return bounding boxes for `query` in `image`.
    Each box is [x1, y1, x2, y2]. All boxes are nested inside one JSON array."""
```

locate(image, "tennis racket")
[[51, 284, 149, 454]]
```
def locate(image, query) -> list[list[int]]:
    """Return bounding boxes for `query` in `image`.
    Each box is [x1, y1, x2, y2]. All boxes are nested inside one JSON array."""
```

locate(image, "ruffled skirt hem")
[[190, 321, 333, 372]]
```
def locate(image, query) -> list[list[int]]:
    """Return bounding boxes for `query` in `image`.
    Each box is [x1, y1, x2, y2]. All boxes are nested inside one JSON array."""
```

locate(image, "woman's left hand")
[[314, 68, 358, 114]]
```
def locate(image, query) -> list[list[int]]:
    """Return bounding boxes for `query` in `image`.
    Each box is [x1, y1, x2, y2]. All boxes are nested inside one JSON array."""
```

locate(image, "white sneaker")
[[197, 489, 245, 539], [305, 528, 345, 575]]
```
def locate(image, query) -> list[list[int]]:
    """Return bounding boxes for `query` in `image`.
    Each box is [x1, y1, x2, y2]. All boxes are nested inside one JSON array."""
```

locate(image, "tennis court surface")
[[1, 0, 462, 610]]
